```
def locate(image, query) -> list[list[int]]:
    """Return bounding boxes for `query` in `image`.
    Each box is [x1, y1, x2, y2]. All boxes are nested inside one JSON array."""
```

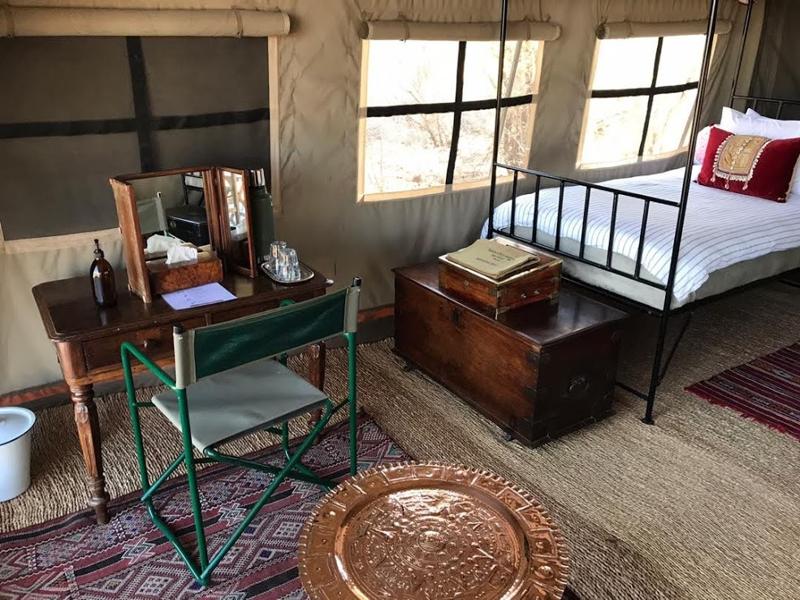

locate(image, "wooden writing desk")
[[33, 267, 332, 524]]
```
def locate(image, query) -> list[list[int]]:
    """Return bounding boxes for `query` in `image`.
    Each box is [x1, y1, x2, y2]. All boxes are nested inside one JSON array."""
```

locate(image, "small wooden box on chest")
[[395, 262, 627, 446], [438, 250, 562, 318]]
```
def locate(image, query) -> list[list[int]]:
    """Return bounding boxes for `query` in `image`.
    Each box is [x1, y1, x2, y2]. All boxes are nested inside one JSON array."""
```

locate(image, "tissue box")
[[147, 251, 223, 296]]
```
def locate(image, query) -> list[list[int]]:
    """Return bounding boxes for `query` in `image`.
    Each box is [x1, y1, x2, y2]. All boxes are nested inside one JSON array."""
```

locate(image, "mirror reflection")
[[220, 170, 251, 269], [131, 172, 211, 261]]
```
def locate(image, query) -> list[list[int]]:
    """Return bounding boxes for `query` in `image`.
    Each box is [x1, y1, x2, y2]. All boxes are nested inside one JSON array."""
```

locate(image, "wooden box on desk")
[[147, 251, 223, 296], [438, 250, 562, 318], [395, 262, 627, 447]]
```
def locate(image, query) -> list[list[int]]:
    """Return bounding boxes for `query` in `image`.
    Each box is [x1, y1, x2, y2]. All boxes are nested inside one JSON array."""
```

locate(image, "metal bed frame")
[[486, 0, 800, 423]]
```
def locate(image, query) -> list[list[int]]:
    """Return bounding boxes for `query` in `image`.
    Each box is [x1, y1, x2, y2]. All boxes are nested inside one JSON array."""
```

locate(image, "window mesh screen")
[[0, 37, 269, 240], [361, 39, 540, 198]]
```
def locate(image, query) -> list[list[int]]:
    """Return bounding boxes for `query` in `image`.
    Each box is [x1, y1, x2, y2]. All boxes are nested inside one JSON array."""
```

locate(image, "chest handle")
[[568, 375, 589, 398]]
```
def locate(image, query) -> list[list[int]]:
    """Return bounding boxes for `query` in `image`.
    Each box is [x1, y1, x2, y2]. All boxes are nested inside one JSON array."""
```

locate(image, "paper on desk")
[[162, 283, 236, 310]]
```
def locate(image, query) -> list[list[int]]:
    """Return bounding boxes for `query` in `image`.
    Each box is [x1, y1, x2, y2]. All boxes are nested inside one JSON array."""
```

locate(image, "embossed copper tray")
[[298, 462, 570, 600]]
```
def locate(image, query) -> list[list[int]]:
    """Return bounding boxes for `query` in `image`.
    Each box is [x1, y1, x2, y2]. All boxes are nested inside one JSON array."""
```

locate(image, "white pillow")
[[719, 106, 751, 132], [743, 108, 800, 139], [693, 125, 712, 165]]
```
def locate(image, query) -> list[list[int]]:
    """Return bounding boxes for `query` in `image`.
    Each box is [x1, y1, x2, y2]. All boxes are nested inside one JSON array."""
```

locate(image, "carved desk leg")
[[307, 342, 326, 430], [71, 383, 110, 524]]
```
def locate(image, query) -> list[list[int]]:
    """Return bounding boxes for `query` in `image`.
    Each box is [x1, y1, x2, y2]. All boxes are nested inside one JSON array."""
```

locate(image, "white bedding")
[[482, 167, 800, 305]]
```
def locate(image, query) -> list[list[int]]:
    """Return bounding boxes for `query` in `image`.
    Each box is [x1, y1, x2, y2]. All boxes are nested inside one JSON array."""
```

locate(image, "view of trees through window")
[[362, 39, 541, 197], [580, 34, 707, 167]]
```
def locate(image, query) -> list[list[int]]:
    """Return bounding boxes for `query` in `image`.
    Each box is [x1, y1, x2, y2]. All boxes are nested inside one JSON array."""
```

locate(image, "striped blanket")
[[483, 167, 800, 303]]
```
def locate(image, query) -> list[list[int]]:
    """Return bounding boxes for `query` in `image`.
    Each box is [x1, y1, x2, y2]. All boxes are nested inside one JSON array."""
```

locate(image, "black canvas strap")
[[126, 37, 156, 171]]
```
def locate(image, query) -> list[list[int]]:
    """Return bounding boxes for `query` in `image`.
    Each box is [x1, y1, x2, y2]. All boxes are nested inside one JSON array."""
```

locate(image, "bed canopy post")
[[729, 0, 755, 106], [486, 0, 511, 239], [643, 0, 722, 424]]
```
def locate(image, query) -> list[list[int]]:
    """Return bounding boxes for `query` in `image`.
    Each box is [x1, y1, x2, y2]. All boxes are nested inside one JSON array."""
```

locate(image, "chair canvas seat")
[[152, 357, 328, 451]]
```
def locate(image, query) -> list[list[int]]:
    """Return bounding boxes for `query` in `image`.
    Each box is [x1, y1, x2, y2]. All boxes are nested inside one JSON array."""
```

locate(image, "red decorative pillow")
[[697, 126, 800, 202]]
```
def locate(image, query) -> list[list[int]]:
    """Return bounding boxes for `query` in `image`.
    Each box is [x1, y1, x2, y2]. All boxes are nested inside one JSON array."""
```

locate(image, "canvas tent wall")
[[750, 0, 800, 114], [0, 0, 765, 395]]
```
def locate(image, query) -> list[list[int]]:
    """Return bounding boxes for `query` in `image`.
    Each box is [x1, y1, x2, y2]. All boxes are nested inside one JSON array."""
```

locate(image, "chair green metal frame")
[[121, 278, 361, 586]]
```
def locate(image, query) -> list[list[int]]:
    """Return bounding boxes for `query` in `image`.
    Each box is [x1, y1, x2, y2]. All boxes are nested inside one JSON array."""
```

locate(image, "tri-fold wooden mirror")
[[110, 166, 263, 303]]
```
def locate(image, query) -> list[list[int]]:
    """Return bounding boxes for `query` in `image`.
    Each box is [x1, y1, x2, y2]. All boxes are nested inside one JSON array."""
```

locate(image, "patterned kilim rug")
[[687, 342, 800, 441], [0, 416, 579, 600]]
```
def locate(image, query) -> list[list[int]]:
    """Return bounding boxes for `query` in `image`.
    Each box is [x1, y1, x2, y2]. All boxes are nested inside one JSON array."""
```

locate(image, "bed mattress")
[[482, 167, 800, 309]]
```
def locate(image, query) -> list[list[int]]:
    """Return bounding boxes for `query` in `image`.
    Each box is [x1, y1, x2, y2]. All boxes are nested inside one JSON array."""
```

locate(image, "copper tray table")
[[299, 462, 570, 600]]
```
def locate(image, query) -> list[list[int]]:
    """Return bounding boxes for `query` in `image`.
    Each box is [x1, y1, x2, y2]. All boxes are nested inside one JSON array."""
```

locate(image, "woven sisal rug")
[[6, 278, 799, 599], [0, 416, 579, 600], [686, 342, 800, 441]]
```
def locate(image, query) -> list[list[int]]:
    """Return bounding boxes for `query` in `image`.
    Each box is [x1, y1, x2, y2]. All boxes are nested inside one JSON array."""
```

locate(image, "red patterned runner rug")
[[687, 342, 800, 441], [0, 418, 405, 599], [0, 415, 580, 599]]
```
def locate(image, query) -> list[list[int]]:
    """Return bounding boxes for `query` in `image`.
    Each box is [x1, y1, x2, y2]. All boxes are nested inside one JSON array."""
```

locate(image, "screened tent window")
[[579, 34, 706, 167], [361, 39, 541, 199], [0, 37, 270, 240]]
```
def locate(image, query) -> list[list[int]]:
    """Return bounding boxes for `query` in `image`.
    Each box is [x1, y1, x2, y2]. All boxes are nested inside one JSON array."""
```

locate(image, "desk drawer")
[[210, 292, 318, 324], [211, 302, 278, 324], [83, 317, 205, 372]]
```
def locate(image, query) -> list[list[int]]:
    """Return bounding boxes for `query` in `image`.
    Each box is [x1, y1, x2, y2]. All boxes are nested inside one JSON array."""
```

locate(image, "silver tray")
[[260, 261, 315, 284]]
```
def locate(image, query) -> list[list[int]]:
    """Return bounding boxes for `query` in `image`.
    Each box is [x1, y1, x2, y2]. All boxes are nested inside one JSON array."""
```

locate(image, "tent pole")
[[643, 0, 721, 424], [729, 0, 755, 105], [487, 0, 510, 239]]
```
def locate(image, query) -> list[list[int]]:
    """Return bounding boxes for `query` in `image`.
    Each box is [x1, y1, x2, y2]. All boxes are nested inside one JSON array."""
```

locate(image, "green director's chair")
[[120, 278, 361, 586]]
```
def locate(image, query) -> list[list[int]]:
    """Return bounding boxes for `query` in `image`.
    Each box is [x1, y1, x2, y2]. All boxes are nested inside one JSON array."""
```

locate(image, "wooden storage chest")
[[394, 262, 628, 446]]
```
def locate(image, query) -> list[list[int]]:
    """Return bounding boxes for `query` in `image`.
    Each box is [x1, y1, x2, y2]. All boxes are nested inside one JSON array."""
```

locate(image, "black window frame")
[[363, 39, 538, 192], [587, 36, 700, 161]]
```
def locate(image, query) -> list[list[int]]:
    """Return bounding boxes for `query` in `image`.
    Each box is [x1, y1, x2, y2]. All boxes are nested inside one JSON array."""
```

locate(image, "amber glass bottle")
[[90, 239, 117, 308]]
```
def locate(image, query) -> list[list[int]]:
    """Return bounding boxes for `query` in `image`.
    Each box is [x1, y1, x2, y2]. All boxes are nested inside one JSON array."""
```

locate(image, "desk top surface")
[[33, 267, 331, 342]]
